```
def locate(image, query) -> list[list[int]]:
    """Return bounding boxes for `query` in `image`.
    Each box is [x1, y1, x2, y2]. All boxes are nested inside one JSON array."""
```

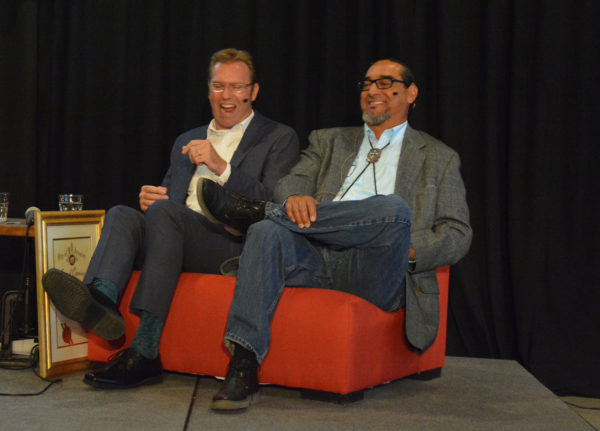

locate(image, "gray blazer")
[[275, 125, 472, 352]]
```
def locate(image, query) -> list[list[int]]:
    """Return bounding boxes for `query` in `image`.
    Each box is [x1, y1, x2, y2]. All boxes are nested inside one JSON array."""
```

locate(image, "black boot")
[[197, 178, 266, 236], [42, 269, 125, 340], [211, 344, 259, 411]]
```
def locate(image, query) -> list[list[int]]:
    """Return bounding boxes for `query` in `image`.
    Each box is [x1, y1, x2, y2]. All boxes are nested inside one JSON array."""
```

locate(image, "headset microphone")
[[393, 92, 399, 95], [243, 98, 249, 103]]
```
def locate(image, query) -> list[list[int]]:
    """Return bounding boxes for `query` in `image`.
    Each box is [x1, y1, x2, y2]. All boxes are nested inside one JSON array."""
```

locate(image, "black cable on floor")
[[182, 376, 201, 430], [0, 343, 62, 396], [563, 400, 600, 410], [0, 376, 61, 396]]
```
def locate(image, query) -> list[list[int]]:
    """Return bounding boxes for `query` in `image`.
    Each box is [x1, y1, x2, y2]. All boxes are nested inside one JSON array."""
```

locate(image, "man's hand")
[[182, 139, 227, 176], [139, 185, 168, 212], [286, 195, 318, 228]]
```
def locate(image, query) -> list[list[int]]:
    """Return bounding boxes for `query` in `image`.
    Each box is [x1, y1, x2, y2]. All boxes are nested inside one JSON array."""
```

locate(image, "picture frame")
[[34, 210, 105, 378]]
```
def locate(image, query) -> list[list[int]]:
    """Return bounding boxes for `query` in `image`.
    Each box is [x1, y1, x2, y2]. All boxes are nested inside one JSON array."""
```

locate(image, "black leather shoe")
[[211, 346, 259, 411], [42, 269, 125, 340], [197, 178, 266, 236], [83, 348, 162, 389]]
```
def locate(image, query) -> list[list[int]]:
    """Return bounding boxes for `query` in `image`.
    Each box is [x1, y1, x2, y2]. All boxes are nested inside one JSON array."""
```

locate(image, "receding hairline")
[[208, 48, 257, 83], [366, 58, 416, 87]]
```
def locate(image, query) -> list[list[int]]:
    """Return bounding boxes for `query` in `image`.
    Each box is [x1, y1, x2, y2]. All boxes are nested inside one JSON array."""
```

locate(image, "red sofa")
[[88, 267, 449, 398]]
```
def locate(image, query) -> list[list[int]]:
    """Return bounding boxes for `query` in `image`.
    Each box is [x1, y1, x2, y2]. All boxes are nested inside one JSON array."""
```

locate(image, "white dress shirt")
[[186, 111, 255, 213], [334, 121, 407, 201]]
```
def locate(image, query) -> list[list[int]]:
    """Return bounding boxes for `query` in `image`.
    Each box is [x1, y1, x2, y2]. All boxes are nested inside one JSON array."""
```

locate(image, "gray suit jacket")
[[275, 125, 472, 352], [162, 111, 299, 202]]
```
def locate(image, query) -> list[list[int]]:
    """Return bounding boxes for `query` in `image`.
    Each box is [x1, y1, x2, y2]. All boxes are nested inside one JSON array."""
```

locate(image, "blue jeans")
[[224, 195, 412, 363]]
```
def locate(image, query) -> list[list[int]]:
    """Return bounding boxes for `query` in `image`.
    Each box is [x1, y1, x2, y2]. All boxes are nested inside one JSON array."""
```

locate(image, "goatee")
[[362, 110, 391, 126]]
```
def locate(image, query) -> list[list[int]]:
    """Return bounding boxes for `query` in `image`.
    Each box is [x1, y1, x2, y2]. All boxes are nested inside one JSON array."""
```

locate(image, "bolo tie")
[[338, 136, 391, 200]]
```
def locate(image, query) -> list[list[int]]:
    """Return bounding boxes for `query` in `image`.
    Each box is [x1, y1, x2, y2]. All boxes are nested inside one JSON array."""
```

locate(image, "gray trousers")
[[83, 200, 243, 321]]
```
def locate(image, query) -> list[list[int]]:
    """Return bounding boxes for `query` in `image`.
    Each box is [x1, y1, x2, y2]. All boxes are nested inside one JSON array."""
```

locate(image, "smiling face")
[[208, 61, 259, 130], [360, 60, 418, 136]]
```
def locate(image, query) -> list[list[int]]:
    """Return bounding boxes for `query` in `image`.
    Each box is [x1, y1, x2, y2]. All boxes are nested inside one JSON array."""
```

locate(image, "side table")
[[0, 219, 34, 238]]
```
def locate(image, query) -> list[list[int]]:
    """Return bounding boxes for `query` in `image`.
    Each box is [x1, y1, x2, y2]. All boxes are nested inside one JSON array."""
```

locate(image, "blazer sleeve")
[[403, 139, 472, 352], [409, 150, 472, 273]]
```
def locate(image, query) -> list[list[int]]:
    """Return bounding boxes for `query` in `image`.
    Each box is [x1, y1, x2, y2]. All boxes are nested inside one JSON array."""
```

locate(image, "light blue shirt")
[[334, 122, 407, 201]]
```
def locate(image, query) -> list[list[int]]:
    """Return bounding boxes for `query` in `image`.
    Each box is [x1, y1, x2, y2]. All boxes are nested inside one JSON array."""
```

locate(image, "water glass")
[[58, 194, 83, 211], [0, 192, 8, 222]]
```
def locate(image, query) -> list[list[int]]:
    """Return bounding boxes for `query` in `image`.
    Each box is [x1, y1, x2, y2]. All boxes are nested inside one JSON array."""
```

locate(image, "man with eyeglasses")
[[197, 58, 472, 411], [41, 48, 299, 389]]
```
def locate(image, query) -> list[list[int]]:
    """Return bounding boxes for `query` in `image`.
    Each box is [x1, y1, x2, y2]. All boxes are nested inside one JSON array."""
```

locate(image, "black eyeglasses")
[[358, 77, 407, 92]]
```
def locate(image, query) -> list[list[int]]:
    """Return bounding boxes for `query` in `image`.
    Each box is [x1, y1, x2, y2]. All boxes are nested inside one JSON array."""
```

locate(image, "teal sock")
[[130, 311, 164, 359], [91, 278, 119, 304]]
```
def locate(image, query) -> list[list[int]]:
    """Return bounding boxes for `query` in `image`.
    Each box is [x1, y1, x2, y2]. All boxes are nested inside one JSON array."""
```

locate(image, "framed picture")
[[34, 210, 105, 378]]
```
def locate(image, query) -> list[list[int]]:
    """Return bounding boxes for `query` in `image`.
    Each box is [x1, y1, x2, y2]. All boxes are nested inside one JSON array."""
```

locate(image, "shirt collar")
[[208, 110, 255, 135], [364, 121, 407, 143]]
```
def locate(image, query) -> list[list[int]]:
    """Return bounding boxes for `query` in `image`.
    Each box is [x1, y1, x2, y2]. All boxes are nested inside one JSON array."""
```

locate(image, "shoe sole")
[[42, 269, 125, 340], [83, 373, 163, 389], [210, 391, 260, 411], [196, 178, 243, 237], [219, 256, 240, 277]]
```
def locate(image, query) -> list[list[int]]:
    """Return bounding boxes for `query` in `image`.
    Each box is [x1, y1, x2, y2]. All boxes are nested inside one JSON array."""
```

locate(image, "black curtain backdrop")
[[1, 0, 599, 397]]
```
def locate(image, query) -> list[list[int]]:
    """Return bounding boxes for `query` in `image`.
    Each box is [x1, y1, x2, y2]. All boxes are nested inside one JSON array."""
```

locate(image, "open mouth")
[[368, 100, 385, 110], [220, 104, 236, 113]]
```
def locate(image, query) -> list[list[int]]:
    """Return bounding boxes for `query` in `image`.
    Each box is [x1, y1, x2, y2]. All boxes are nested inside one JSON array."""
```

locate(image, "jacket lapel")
[[395, 125, 425, 201], [171, 126, 207, 203], [229, 112, 265, 167], [339, 128, 364, 181]]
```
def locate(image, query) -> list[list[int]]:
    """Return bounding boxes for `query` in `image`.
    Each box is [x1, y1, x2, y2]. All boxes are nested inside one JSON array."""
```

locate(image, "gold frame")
[[34, 210, 105, 378]]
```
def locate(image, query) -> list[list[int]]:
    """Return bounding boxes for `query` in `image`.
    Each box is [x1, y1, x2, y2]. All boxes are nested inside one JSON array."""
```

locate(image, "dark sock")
[[90, 278, 119, 304], [130, 311, 164, 359]]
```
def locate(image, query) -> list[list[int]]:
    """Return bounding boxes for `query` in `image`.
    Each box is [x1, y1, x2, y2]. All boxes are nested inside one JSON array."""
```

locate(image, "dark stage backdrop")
[[1, 1, 599, 396]]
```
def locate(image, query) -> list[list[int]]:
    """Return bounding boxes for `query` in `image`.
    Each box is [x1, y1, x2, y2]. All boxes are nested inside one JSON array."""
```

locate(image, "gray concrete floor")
[[1, 357, 597, 431]]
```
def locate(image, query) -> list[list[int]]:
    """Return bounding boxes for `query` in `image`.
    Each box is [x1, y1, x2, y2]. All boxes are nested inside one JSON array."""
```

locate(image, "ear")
[[407, 83, 418, 104], [250, 82, 260, 102]]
